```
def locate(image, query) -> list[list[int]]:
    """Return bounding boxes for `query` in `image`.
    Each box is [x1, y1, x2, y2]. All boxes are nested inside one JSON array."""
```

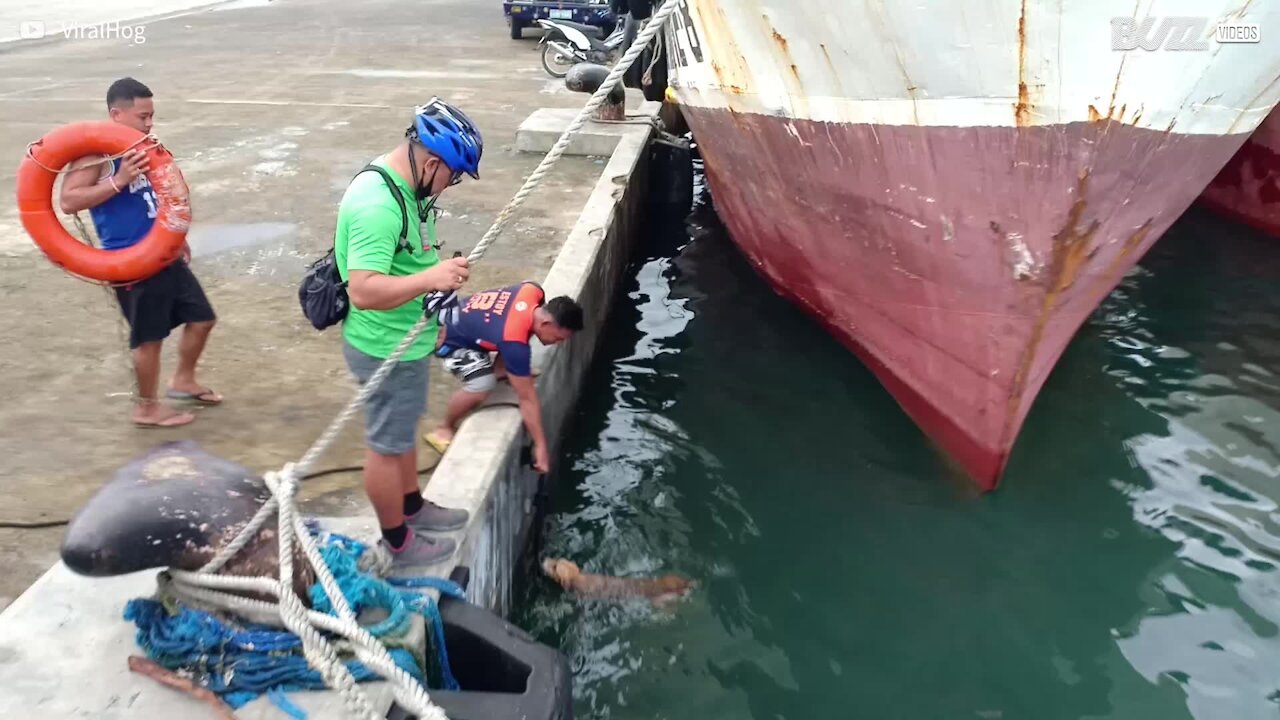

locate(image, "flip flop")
[[423, 432, 452, 455], [134, 411, 196, 428], [167, 387, 224, 405]]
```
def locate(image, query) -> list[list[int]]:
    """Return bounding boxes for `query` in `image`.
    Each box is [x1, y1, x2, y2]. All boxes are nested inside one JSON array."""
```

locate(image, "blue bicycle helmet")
[[410, 97, 483, 180]]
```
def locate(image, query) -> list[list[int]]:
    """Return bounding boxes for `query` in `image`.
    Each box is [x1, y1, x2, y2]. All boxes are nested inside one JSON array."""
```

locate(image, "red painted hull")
[[1198, 108, 1280, 237], [682, 106, 1249, 489]]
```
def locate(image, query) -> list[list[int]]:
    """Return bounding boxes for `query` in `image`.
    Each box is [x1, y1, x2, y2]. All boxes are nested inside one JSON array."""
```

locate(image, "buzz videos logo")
[[1111, 16, 1261, 51]]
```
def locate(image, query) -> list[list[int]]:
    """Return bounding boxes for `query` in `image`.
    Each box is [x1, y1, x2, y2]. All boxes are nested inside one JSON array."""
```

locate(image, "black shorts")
[[113, 261, 217, 349]]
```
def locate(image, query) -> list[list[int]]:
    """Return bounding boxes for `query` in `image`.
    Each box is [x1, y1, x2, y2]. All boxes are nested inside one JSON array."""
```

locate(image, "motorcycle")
[[536, 15, 629, 79]]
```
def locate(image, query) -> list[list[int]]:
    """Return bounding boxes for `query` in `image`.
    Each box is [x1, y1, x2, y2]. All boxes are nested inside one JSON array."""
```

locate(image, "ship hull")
[[664, 0, 1280, 489], [681, 106, 1248, 486], [1198, 107, 1280, 236]]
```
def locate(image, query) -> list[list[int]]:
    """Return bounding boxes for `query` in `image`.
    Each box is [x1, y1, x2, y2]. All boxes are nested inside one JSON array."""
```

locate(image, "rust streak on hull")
[[1016, 0, 1031, 126], [1002, 173, 1101, 454]]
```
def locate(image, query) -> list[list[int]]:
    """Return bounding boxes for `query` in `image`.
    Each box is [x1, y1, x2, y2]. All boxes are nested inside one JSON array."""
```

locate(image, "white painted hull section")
[[664, 0, 1280, 136]]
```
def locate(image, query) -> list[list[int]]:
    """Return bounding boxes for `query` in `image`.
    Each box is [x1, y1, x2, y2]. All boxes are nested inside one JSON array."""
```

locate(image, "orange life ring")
[[16, 121, 191, 284]]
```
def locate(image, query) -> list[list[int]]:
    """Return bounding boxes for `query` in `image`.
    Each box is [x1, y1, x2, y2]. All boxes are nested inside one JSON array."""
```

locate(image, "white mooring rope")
[[166, 2, 684, 718]]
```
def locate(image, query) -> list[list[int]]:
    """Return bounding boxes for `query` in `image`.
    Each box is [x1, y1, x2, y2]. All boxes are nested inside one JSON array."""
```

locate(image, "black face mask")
[[408, 147, 444, 221], [416, 164, 440, 201]]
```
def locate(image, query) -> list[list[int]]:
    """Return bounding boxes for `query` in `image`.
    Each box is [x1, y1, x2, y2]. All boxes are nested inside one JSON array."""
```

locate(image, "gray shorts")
[[342, 340, 428, 456]]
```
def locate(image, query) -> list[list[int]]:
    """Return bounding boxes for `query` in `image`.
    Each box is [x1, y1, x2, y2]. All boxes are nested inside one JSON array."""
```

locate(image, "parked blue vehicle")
[[503, 1, 615, 40]]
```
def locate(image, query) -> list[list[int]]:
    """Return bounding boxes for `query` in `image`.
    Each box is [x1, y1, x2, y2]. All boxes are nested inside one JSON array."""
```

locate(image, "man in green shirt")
[[336, 98, 482, 569]]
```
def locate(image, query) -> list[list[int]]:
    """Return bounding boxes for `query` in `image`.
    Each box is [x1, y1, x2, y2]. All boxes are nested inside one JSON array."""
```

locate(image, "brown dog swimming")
[[541, 558, 696, 608]]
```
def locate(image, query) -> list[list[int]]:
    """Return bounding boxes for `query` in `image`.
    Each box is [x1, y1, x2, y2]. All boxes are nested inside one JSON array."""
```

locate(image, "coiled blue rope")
[[317, 530, 467, 692], [123, 527, 467, 712]]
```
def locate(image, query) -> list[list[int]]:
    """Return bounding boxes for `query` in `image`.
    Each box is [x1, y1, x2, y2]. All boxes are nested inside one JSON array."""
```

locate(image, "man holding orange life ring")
[[59, 77, 221, 429]]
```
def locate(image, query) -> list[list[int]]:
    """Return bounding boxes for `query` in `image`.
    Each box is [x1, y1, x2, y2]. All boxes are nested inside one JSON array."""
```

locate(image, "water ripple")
[[1096, 215, 1280, 719]]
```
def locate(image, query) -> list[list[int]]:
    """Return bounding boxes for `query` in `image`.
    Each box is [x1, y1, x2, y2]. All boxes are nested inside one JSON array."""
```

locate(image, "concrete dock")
[[0, 0, 653, 611]]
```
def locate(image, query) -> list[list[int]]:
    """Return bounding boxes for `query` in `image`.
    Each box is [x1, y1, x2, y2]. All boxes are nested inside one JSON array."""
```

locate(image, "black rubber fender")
[[650, 140, 693, 211], [387, 596, 573, 720]]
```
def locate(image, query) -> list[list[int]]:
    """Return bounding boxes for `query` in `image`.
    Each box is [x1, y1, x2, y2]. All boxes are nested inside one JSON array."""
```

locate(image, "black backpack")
[[298, 165, 413, 330]]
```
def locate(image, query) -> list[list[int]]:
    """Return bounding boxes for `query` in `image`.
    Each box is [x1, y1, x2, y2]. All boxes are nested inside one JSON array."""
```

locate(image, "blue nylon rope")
[[267, 688, 309, 719]]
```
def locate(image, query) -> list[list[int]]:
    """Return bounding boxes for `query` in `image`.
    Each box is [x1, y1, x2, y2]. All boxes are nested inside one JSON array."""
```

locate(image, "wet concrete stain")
[[187, 222, 297, 257]]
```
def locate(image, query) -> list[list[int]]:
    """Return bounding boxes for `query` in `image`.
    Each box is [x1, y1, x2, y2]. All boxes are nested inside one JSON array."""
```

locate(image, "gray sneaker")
[[380, 529, 457, 571], [406, 499, 469, 533]]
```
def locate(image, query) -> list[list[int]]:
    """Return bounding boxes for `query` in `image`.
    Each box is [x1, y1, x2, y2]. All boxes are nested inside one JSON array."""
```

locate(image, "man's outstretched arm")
[[508, 373, 550, 473]]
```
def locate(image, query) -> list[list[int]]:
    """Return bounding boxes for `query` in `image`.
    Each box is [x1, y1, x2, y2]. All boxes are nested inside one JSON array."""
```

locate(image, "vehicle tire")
[[510, 19, 522, 40], [541, 44, 571, 79]]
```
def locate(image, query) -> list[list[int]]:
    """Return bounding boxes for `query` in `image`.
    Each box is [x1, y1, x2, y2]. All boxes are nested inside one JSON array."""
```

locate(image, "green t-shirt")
[[334, 156, 440, 361]]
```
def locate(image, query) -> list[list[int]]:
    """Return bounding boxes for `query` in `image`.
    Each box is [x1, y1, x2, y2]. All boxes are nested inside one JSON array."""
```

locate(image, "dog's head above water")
[[542, 557, 582, 587], [541, 557, 697, 600]]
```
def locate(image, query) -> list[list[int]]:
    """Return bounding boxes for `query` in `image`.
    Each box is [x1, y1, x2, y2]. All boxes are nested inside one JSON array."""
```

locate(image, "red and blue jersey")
[[440, 282, 545, 376]]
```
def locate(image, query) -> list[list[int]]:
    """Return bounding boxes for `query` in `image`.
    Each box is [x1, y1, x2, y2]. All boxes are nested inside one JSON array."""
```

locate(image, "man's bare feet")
[[132, 399, 195, 428]]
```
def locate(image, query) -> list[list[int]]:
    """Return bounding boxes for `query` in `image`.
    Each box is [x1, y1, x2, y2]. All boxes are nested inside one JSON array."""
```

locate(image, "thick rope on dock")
[[153, 2, 684, 718]]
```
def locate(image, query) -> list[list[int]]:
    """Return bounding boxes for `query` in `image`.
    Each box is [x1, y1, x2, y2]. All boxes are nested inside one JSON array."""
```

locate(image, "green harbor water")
[[512, 175, 1280, 719]]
